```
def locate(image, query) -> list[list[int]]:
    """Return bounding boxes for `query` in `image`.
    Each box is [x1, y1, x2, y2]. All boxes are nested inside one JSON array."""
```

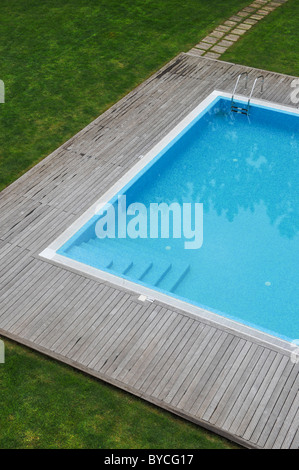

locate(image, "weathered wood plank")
[[0, 55, 298, 450]]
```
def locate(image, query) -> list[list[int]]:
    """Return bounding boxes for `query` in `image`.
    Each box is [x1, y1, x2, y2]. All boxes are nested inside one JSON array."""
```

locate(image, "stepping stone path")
[[188, 0, 289, 60]]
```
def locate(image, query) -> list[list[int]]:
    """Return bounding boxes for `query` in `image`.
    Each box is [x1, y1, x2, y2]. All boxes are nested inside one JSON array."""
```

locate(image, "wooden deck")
[[0, 54, 298, 449]]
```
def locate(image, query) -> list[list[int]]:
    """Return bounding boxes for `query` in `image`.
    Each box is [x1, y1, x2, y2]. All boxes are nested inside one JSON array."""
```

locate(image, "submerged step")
[[121, 261, 134, 275], [68, 245, 113, 269], [158, 263, 191, 293], [170, 264, 190, 292], [88, 238, 153, 277], [69, 237, 191, 294], [82, 241, 133, 275], [141, 261, 172, 286], [68, 241, 133, 275], [128, 261, 153, 280], [231, 105, 248, 115], [88, 237, 174, 283]]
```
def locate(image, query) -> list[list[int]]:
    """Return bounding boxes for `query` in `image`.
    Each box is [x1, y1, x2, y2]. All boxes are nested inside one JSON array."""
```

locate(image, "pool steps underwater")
[[65, 237, 190, 294]]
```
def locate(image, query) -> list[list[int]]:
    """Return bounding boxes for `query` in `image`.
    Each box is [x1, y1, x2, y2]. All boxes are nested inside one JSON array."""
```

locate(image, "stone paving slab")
[[210, 30, 225, 39], [231, 28, 247, 35]]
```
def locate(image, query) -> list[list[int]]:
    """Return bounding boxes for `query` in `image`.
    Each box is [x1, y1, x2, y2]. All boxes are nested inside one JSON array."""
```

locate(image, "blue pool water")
[[58, 97, 299, 342]]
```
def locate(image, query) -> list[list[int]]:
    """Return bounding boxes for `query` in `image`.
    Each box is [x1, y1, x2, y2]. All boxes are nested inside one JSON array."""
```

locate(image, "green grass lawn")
[[0, 338, 239, 449], [0, 0, 250, 192], [222, 0, 299, 76]]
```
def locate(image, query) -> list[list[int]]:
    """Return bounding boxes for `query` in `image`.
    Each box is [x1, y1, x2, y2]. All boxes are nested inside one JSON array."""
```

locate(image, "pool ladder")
[[231, 72, 264, 116]]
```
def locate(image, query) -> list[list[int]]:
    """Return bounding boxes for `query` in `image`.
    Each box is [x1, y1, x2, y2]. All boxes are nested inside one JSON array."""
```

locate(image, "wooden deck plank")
[[11, 268, 71, 335], [39, 281, 109, 348], [101, 309, 180, 378], [93, 304, 168, 374], [68, 294, 133, 361], [58, 289, 127, 356], [273, 390, 299, 449], [51, 283, 109, 353], [0, 260, 50, 318], [109, 306, 170, 380], [20, 273, 89, 342], [229, 350, 277, 436], [39, 280, 100, 348], [257, 364, 298, 448], [2, 264, 62, 332], [0, 55, 298, 449], [163, 328, 223, 405], [251, 360, 295, 445], [79, 294, 144, 367], [221, 348, 271, 432], [148, 323, 215, 401], [290, 423, 299, 450], [0, 254, 36, 291], [188, 336, 242, 416], [199, 340, 252, 422], [210, 343, 262, 427], [112, 309, 181, 382], [242, 355, 290, 442], [0, 244, 24, 275], [240, 354, 287, 440], [83, 299, 150, 368], [129, 316, 193, 390], [175, 333, 233, 410]]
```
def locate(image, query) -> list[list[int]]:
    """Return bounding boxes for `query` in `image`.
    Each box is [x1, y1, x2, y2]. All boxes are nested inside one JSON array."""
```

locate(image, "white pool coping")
[[40, 90, 299, 353]]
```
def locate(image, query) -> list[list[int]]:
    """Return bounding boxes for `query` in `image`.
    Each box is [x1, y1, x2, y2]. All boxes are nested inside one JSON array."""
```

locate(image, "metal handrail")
[[247, 75, 264, 108], [231, 73, 265, 116], [231, 72, 249, 104]]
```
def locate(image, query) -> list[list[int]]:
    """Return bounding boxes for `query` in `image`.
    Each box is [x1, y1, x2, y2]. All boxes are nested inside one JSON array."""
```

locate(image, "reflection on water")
[[126, 99, 299, 240], [61, 98, 299, 341]]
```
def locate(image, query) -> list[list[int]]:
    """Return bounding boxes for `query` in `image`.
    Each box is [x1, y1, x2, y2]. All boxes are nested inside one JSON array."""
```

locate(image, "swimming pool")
[[41, 91, 299, 345]]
